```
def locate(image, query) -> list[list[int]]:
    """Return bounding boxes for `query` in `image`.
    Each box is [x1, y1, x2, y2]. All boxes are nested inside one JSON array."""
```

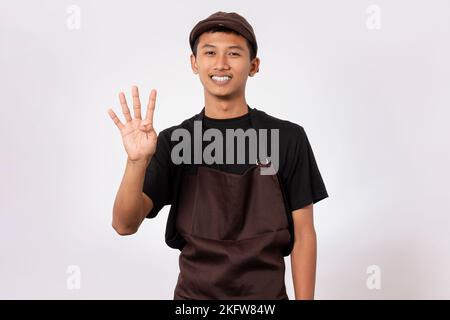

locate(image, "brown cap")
[[189, 11, 258, 58]]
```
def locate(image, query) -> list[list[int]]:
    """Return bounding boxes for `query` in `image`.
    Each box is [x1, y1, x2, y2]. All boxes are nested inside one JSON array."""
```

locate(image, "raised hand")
[[108, 86, 158, 163]]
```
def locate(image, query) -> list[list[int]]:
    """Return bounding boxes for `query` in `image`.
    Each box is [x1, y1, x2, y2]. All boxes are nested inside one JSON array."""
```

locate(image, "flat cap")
[[189, 11, 258, 57]]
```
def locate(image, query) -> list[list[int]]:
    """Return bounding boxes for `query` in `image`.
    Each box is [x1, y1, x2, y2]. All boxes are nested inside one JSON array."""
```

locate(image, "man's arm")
[[111, 157, 154, 235], [290, 203, 317, 300], [108, 86, 158, 236]]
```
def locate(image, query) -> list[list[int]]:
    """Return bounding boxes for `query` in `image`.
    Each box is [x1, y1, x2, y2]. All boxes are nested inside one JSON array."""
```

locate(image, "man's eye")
[[230, 52, 240, 56], [205, 51, 215, 55]]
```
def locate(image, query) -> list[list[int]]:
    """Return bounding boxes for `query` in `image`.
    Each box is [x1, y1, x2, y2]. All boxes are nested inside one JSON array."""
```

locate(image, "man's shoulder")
[[254, 108, 305, 136]]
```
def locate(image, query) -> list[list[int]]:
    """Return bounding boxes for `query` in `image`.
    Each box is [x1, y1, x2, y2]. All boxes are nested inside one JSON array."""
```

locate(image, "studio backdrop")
[[1, 0, 449, 299]]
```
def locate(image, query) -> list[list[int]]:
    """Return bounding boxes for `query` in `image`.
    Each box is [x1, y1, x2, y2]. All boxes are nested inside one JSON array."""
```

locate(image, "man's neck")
[[204, 95, 249, 119]]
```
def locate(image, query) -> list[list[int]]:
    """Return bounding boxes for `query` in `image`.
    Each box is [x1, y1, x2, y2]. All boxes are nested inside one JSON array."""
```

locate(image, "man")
[[107, 11, 328, 300]]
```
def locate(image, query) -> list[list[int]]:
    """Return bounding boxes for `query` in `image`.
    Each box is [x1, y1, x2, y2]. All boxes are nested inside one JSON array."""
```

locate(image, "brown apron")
[[173, 107, 293, 300]]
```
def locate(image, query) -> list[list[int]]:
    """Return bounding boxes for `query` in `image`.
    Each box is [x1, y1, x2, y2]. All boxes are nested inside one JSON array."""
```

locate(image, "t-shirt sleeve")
[[283, 125, 329, 211], [142, 129, 173, 219]]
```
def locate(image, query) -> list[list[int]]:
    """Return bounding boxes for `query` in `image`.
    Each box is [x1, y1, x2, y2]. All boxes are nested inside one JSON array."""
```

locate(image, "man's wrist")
[[127, 157, 151, 168]]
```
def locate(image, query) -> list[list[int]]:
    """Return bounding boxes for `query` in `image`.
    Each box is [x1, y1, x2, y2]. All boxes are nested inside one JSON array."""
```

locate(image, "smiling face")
[[190, 31, 260, 101]]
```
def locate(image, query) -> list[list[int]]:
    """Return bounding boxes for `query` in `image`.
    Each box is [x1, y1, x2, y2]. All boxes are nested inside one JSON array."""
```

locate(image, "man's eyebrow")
[[200, 44, 245, 51]]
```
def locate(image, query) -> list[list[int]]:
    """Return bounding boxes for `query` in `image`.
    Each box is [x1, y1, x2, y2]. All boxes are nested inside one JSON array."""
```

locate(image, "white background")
[[1, 0, 449, 299]]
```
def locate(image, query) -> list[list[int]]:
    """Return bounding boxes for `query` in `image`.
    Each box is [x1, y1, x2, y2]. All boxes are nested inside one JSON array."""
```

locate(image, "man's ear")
[[190, 54, 198, 74], [249, 57, 260, 77]]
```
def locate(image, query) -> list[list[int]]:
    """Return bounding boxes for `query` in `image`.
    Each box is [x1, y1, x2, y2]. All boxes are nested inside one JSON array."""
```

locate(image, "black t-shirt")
[[201, 109, 254, 174], [143, 106, 329, 225]]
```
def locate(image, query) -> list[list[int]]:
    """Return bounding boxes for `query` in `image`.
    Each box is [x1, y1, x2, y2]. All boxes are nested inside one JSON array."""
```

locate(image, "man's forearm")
[[112, 157, 151, 234], [290, 230, 317, 299]]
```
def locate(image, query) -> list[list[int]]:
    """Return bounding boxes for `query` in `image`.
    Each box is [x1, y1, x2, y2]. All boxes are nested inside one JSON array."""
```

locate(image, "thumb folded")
[[140, 120, 151, 132]]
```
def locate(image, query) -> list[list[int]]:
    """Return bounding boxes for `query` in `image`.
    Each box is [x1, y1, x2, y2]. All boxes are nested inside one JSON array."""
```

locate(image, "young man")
[[107, 11, 328, 300]]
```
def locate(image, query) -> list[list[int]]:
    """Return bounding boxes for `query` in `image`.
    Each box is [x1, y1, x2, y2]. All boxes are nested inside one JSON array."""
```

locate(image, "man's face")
[[190, 31, 260, 100]]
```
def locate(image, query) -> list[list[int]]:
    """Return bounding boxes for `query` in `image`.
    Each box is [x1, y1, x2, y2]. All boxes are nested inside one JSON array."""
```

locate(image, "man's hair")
[[192, 26, 256, 61]]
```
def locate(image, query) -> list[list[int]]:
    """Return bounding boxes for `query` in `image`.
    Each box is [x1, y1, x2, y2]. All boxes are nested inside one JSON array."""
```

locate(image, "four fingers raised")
[[109, 87, 157, 131]]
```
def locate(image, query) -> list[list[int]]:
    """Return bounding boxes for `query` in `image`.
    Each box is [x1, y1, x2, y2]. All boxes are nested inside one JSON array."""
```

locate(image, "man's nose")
[[213, 54, 230, 70]]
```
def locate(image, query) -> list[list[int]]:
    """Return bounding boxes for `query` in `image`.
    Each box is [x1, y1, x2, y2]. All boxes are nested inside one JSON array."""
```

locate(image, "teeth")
[[211, 76, 231, 82]]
